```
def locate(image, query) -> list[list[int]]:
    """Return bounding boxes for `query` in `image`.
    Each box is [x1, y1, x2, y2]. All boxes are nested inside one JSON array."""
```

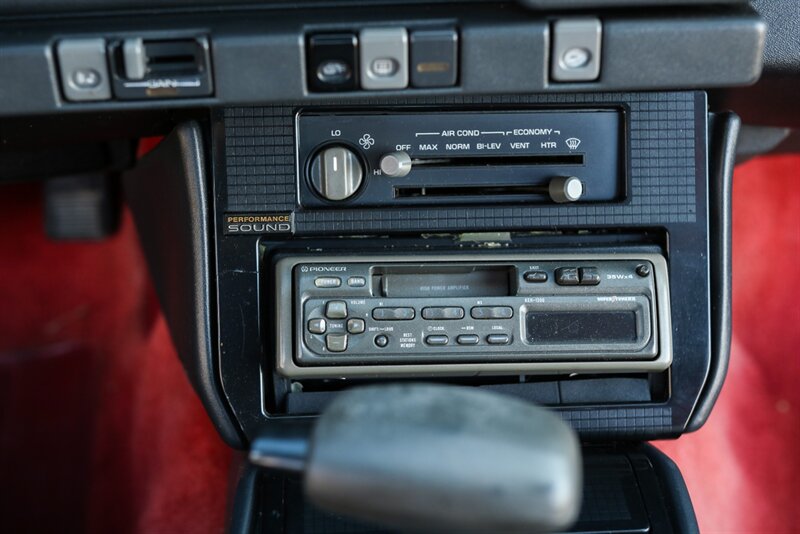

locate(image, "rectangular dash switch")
[[307, 33, 359, 92], [410, 28, 458, 88], [360, 27, 408, 90], [551, 18, 602, 82], [56, 38, 112, 102]]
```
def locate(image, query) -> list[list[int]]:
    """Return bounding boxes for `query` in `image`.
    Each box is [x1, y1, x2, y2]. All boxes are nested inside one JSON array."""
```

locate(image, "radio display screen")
[[525, 311, 638, 344], [379, 267, 512, 298]]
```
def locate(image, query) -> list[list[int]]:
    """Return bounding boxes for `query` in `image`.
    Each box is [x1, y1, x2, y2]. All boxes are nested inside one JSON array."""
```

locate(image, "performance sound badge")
[[225, 213, 294, 235]]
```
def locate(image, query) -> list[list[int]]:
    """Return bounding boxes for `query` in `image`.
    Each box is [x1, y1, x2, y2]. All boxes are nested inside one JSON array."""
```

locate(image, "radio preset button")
[[347, 276, 367, 287], [374, 334, 389, 348], [326, 334, 348, 352], [486, 334, 511, 345], [372, 307, 415, 321], [579, 267, 601, 285], [308, 318, 327, 334], [523, 270, 548, 283], [347, 318, 366, 334], [325, 300, 348, 319], [425, 335, 449, 346], [471, 306, 514, 320], [314, 276, 342, 288], [422, 306, 465, 320], [555, 267, 580, 286], [456, 334, 480, 345]]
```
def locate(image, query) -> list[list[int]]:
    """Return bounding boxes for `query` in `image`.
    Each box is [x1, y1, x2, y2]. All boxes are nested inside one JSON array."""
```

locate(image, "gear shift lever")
[[251, 384, 582, 533]]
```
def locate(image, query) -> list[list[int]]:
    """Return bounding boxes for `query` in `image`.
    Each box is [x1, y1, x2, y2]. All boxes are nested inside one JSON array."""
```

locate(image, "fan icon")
[[359, 134, 375, 149], [565, 137, 581, 150]]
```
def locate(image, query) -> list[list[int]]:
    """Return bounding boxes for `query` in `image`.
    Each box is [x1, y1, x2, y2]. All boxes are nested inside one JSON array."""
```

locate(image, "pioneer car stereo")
[[274, 252, 671, 378]]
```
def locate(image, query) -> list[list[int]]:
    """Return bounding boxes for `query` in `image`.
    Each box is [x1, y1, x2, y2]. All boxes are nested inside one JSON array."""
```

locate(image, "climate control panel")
[[296, 109, 624, 208]]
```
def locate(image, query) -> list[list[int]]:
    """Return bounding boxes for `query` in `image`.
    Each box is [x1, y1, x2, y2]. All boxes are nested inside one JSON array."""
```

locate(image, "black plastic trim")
[[228, 454, 260, 534], [520, 0, 744, 6], [641, 444, 699, 534], [686, 112, 739, 431], [0, 4, 765, 117], [122, 120, 244, 447], [229, 444, 700, 533]]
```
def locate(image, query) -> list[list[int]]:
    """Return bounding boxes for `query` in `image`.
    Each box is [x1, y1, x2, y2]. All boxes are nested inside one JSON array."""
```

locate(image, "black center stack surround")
[[213, 90, 715, 444]]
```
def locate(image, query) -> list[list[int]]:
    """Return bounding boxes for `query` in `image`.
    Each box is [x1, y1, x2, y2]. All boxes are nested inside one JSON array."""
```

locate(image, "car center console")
[[198, 88, 732, 532], [210, 91, 716, 441], [0, 0, 761, 531]]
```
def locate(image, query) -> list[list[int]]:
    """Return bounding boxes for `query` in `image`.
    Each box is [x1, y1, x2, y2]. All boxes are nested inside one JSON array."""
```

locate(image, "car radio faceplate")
[[274, 252, 671, 379]]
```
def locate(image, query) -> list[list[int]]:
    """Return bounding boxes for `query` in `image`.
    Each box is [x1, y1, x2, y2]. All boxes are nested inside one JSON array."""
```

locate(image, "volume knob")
[[379, 151, 413, 177], [309, 145, 364, 201]]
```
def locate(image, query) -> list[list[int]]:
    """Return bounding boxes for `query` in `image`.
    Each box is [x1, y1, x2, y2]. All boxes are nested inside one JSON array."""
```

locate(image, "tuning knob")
[[309, 145, 364, 201], [548, 176, 584, 203], [379, 151, 413, 177]]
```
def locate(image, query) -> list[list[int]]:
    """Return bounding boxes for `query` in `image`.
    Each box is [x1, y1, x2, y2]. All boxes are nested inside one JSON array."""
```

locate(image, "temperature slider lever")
[[379, 151, 585, 203]]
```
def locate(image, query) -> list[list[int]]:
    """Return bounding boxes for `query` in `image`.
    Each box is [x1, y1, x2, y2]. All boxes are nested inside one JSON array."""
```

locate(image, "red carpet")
[[0, 183, 232, 534], [0, 154, 797, 533], [658, 154, 800, 533]]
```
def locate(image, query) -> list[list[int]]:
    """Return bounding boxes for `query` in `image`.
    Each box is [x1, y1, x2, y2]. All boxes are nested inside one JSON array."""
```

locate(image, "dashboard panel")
[[1, 1, 793, 531]]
